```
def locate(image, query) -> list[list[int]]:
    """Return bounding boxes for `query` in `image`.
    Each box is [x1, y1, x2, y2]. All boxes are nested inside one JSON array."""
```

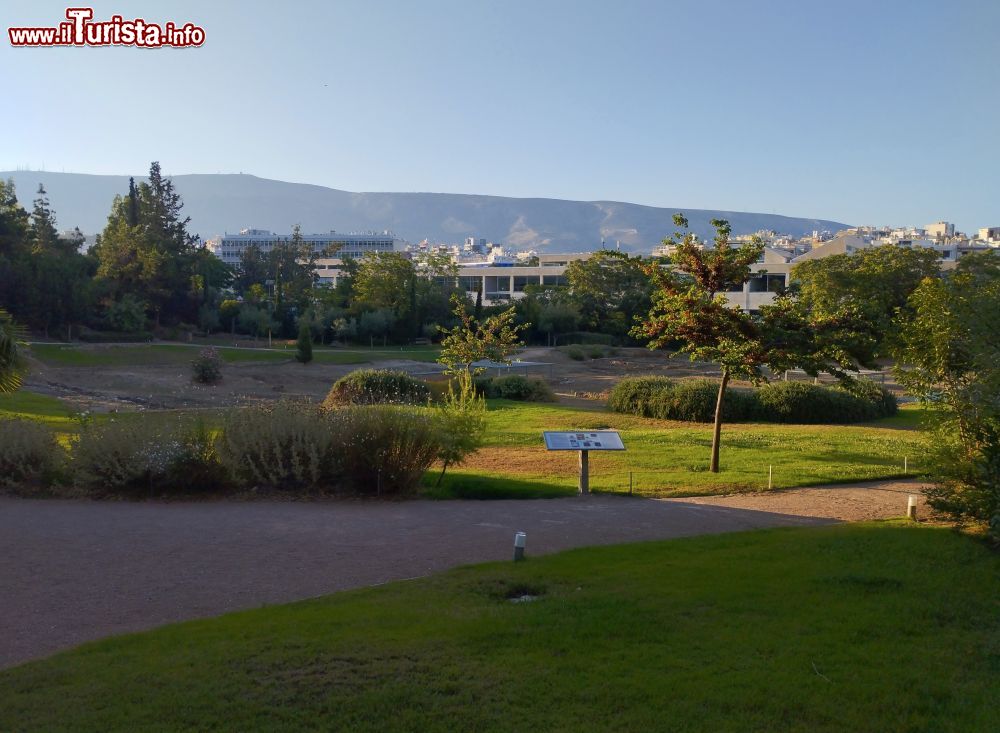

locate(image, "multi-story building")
[[207, 228, 399, 267]]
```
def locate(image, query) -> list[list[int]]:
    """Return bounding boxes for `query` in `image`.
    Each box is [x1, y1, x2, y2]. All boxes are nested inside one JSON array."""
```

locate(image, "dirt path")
[[664, 479, 932, 521], [0, 494, 834, 669]]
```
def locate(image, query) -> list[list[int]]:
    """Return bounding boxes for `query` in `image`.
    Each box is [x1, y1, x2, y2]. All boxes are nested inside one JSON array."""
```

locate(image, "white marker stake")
[[768, 465, 773, 490], [513, 532, 526, 562], [904, 456, 908, 472], [906, 495, 918, 520]]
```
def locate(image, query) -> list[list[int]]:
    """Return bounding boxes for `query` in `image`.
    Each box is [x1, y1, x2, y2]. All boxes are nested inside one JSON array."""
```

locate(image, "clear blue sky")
[[3, 0, 997, 231]]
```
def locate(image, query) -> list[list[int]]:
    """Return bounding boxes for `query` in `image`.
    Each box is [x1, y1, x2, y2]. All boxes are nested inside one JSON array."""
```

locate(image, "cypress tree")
[[295, 320, 313, 364]]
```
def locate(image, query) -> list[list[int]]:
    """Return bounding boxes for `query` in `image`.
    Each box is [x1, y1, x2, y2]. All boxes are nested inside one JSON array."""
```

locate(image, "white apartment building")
[[207, 228, 399, 267]]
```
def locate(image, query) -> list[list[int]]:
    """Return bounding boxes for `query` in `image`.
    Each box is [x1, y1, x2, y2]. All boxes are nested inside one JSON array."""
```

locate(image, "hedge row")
[[608, 377, 897, 424], [1, 401, 471, 498]]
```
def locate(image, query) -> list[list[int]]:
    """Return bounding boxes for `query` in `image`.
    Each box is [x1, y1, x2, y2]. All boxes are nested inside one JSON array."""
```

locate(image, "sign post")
[[542, 431, 626, 495]]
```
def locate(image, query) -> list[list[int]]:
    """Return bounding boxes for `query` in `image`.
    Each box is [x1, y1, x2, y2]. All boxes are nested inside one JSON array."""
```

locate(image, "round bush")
[[324, 369, 431, 407], [475, 375, 556, 402], [839, 379, 898, 418], [0, 419, 63, 491], [331, 405, 445, 496], [608, 377, 755, 422], [191, 347, 223, 384], [607, 376, 674, 415], [755, 382, 878, 424]]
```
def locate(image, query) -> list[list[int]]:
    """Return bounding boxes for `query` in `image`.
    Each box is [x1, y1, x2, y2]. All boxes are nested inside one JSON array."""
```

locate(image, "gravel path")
[[0, 494, 832, 669]]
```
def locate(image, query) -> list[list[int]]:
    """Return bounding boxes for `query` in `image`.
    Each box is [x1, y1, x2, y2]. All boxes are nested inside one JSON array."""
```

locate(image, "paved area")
[[0, 495, 830, 669]]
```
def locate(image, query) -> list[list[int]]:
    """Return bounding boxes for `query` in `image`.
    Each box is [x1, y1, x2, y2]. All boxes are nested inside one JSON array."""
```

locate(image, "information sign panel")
[[542, 431, 625, 451]]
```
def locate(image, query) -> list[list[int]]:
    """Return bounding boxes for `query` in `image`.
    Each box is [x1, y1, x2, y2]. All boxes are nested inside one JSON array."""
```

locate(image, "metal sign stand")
[[542, 431, 625, 496]]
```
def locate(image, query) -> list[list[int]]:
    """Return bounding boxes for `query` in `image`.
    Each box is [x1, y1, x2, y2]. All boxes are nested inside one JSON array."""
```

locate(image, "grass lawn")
[[0, 390, 77, 431], [28, 343, 440, 367], [428, 401, 932, 499], [0, 522, 995, 732]]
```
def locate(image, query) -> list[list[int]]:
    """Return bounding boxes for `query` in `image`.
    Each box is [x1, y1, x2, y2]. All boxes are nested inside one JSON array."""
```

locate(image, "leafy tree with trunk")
[[634, 215, 878, 473], [791, 244, 939, 354], [434, 295, 528, 485], [538, 300, 581, 346], [894, 251, 1000, 538], [565, 250, 652, 342]]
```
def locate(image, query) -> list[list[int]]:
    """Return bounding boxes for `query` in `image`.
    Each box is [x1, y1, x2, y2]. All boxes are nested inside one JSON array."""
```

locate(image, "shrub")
[[295, 322, 313, 364], [475, 375, 556, 402], [839, 379, 898, 418], [217, 401, 338, 491], [755, 381, 879, 424], [585, 345, 606, 359], [324, 369, 430, 406], [73, 415, 226, 496], [0, 419, 63, 491], [609, 377, 892, 424], [332, 405, 445, 496], [191, 347, 223, 384], [563, 346, 585, 361], [608, 377, 755, 422]]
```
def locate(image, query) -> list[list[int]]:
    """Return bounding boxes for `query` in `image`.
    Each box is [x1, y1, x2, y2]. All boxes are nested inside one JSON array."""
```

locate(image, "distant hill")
[[0, 171, 849, 253]]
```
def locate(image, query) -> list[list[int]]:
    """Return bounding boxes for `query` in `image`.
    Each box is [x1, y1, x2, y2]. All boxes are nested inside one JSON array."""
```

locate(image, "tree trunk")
[[436, 460, 450, 487], [709, 367, 730, 473]]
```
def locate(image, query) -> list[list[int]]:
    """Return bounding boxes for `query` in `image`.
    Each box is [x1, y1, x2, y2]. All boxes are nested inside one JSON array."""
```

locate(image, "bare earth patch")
[[666, 479, 932, 522]]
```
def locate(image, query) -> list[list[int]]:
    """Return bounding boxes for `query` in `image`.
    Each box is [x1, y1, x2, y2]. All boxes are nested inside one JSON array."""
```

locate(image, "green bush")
[[324, 369, 431, 406], [331, 405, 444, 496], [562, 346, 586, 361], [607, 377, 754, 422], [755, 382, 881, 424], [585, 345, 606, 359], [0, 419, 63, 491], [217, 402, 338, 492], [559, 332, 614, 346], [76, 328, 153, 343], [475, 375, 556, 402], [191, 347, 223, 384], [609, 376, 895, 424], [839, 379, 898, 417], [73, 415, 227, 496]]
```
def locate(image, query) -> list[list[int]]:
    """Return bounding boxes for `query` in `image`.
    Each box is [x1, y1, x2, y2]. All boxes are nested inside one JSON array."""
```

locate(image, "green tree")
[[0, 308, 26, 393], [295, 320, 314, 364], [433, 295, 527, 485], [93, 162, 199, 327], [538, 300, 581, 346], [565, 250, 652, 341], [635, 215, 877, 473], [894, 254, 1000, 537], [28, 184, 59, 251], [791, 244, 940, 354]]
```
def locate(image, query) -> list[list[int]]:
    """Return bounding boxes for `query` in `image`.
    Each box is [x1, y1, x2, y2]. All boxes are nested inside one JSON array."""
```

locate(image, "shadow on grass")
[[422, 472, 577, 500]]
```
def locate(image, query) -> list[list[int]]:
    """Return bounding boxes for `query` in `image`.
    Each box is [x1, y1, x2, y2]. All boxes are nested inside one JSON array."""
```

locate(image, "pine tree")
[[29, 184, 58, 251], [126, 177, 139, 227], [295, 320, 314, 364]]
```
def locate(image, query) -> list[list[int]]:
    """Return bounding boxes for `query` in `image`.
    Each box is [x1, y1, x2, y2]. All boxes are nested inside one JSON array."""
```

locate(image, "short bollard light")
[[513, 532, 526, 562], [906, 495, 918, 520]]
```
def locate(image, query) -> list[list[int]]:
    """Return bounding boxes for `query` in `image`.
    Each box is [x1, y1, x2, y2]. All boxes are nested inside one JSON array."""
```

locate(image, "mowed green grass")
[[429, 401, 931, 498], [0, 523, 995, 733], [0, 390, 930, 497], [28, 343, 440, 367]]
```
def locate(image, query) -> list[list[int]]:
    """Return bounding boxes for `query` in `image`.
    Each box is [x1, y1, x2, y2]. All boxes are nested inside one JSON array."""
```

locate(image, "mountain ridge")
[[0, 171, 851, 253]]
